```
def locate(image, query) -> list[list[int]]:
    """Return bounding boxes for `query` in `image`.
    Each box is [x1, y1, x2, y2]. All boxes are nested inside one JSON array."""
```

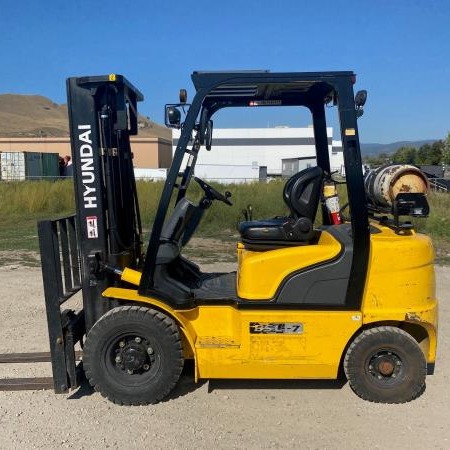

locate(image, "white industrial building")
[[172, 127, 344, 183]]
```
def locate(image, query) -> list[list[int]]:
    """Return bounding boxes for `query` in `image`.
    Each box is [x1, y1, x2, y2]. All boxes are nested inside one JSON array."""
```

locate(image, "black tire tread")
[[344, 326, 426, 404], [83, 306, 183, 406]]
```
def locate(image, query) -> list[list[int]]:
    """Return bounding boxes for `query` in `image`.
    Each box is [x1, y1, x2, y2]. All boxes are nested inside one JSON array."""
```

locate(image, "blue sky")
[[1, 0, 449, 143]]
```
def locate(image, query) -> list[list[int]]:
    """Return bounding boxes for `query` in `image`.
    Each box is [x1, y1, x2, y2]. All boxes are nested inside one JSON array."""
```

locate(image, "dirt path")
[[0, 264, 449, 449]]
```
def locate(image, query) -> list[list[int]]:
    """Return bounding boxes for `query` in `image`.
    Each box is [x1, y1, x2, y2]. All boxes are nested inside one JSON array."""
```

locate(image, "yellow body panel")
[[190, 309, 362, 379], [102, 222, 438, 380], [362, 223, 438, 363], [103, 285, 362, 379], [237, 231, 341, 299]]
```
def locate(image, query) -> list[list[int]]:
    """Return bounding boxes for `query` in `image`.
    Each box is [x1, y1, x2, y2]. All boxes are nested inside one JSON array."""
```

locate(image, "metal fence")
[[429, 178, 450, 193]]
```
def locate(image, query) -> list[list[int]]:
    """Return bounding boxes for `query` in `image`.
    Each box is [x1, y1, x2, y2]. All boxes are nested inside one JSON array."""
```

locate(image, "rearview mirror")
[[355, 90, 367, 119], [355, 90, 367, 108], [165, 106, 181, 128]]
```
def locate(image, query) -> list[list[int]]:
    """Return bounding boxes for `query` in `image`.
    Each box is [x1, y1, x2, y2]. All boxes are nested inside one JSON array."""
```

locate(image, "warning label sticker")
[[86, 216, 98, 239]]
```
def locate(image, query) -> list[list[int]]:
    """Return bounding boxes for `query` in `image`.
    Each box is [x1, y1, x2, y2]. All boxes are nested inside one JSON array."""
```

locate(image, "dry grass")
[[0, 179, 449, 264]]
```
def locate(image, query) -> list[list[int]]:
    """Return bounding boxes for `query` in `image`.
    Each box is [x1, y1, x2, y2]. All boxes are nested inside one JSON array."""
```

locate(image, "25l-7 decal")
[[249, 322, 303, 334]]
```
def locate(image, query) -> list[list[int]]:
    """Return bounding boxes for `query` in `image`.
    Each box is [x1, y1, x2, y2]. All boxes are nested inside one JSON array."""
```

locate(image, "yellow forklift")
[[33, 71, 436, 405]]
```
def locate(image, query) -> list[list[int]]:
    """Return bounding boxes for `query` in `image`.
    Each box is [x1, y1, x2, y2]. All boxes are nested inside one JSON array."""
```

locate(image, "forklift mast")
[[66, 74, 144, 330], [11, 75, 146, 394]]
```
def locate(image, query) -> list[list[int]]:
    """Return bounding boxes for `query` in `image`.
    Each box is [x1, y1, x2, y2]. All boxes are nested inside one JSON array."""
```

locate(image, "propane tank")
[[364, 164, 429, 208], [323, 184, 342, 225]]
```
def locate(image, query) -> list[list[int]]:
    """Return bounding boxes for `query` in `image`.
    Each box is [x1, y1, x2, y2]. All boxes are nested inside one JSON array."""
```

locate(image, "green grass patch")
[[0, 179, 75, 216], [0, 180, 75, 264], [0, 214, 41, 252], [414, 193, 450, 239], [0, 179, 449, 266]]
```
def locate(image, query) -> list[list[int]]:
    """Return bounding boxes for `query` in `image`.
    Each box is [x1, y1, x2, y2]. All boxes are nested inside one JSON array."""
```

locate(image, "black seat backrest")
[[283, 166, 323, 222]]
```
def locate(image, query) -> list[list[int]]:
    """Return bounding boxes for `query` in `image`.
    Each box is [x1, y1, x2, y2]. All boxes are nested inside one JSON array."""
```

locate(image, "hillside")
[[0, 94, 171, 140], [0, 94, 436, 150], [360, 140, 436, 156]]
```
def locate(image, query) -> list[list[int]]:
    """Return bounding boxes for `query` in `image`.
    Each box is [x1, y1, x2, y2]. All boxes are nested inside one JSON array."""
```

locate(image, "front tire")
[[344, 326, 426, 404], [83, 306, 183, 405]]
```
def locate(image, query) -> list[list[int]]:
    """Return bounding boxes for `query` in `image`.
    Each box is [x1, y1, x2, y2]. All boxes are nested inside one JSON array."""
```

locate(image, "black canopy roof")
[[191, 71, 355, 107]]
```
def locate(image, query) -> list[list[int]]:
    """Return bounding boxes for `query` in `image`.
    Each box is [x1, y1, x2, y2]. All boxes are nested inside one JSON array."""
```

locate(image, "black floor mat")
[[193, 272, 237, 300]]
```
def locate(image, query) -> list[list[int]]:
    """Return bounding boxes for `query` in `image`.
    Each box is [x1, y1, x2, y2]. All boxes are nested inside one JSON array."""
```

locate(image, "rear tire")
[[344, 326, 426, 404], [83, 306, 183, 405]]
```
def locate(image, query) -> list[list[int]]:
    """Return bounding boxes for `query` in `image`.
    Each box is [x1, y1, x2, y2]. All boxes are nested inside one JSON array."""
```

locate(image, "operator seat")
[[238, 166, 323, 247]]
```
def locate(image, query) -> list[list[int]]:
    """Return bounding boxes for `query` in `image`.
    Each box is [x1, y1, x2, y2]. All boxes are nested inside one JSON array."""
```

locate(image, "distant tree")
[[429, 140, 444, 165], [378, 152, 392, 165], [416, 144, 431, 165], [416, 141, 443, 165], [443, 133, 450, 166], [392, 146, 417, 164], [364, 152, 392, 167], [415, 141, 443, 165]]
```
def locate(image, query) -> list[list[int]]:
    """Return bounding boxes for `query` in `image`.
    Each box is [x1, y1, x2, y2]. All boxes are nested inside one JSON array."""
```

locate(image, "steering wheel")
[[194, 177, 233, 206]]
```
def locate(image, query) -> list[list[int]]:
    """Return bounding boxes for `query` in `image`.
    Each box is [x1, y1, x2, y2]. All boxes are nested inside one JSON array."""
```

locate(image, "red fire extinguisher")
[[323, 184, 342, 225]]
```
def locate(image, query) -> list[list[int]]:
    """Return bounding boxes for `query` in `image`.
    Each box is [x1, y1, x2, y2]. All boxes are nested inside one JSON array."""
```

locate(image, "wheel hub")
[[368, 351, 402, 380], [378, 359, 395, 376], [121, 344, 147, 371], [114, 337, 154, 374]]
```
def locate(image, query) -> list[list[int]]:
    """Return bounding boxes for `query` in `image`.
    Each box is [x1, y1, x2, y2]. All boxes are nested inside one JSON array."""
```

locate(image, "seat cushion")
[[239, 217, 313, 243], [238, 218, 286, 241]]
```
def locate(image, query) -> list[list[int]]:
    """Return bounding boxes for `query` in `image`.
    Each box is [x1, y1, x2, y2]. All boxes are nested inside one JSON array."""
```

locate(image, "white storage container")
[[0, 151, 59, 181]]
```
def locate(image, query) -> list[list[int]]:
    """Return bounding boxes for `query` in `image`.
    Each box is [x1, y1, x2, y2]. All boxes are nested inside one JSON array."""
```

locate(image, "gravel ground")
[[0, 263, 449, 450]]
